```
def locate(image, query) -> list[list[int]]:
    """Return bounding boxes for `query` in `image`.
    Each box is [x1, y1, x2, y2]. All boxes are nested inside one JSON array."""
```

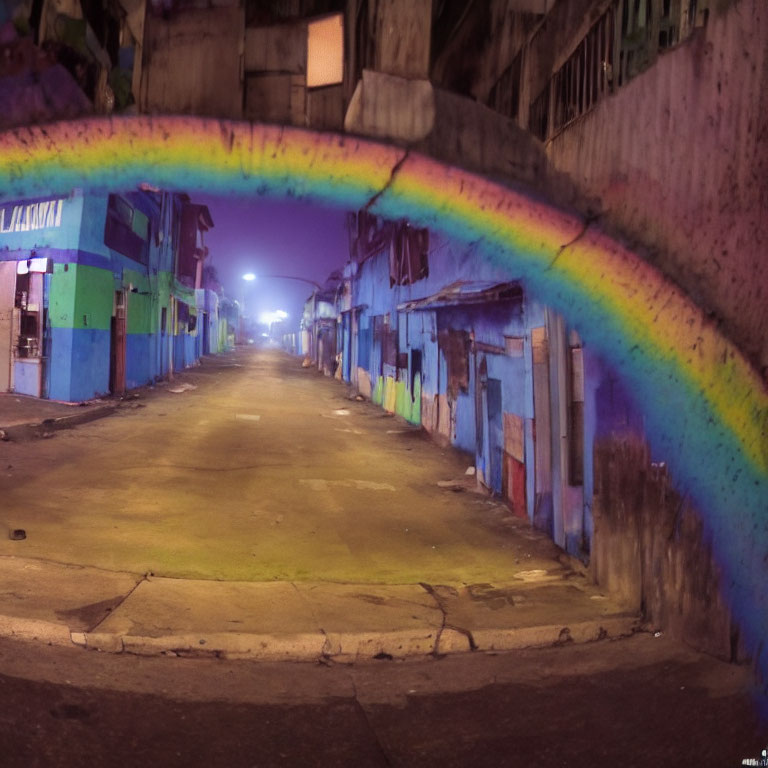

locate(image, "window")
[[307, 13, 344, 88], [104, 194, 149, 265], [14, 271, 43, 359], [352, 210, 394, 262], [439, 328, 470, 400], [551, 7, 615, 135], [488, 51, 522, 121], [389, 223, 429, 286]]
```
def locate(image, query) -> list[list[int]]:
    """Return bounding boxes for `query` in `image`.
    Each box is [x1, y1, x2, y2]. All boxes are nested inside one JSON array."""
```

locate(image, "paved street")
[[0, 349, 765, 765], [0, 347, 636, 661], [0, 347, 569, 584], [0, 632, 764, 768]]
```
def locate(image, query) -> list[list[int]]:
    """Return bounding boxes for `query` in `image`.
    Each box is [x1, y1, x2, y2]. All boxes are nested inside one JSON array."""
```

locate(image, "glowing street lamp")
[[260, 309, 289, 340], [259, 310, 289, 325]]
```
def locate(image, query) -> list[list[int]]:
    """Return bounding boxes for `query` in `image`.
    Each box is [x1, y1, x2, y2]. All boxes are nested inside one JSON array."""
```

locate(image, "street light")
[[260, 309, 289, 342], [240, 273, 322, 291], [259, 310, 289, 325], [239, 273, 322, 353]]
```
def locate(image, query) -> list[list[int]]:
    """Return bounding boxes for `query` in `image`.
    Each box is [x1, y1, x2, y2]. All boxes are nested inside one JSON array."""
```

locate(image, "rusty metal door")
[[0, 261, 16, 392]]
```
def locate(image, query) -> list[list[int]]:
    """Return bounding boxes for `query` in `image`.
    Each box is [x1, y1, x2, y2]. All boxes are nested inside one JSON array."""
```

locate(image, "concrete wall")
[[372, 0, 431, 79], [544, 0, 768, 373], [591, 433, 735, 660], [141, 6, 244, 118]]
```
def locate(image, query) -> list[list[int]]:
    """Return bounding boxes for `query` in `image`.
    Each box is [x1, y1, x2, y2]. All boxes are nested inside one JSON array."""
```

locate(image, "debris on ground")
[[332, 409, 350, 416], [9, 529, 26, 541], [437, 480, 465, 491], [301, 357, 312, 368], [513, 569, 550, 582], [167, 383, 197, 394], [465, 466, 476, 475]]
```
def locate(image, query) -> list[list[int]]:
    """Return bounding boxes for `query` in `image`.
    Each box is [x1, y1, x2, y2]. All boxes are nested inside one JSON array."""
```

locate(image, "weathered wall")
[[372, 0, 431, 79], [141, 7, 244, 118], [591, 436, 735, 660], [419, 88, 584, 210], [431, 0, 542, 102], [244, 21, 307, 126], [546, 0, 768, 373]]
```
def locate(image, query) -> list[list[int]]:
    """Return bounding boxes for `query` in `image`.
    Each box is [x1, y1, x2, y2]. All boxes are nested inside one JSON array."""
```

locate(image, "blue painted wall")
[[344, 226, 596, 558], [1, 189, 212, 400], [48, 327, 110, 401]]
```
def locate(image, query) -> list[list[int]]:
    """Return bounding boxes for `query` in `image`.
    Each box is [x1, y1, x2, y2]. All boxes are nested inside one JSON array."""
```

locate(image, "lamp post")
[[239, 272, 257, 343], [250, 274, 322, 291]]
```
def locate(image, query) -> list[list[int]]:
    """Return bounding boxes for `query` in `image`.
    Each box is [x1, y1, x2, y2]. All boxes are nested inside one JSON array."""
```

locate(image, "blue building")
[[0, 187, 220, 402], [306, 211, 610, 563]]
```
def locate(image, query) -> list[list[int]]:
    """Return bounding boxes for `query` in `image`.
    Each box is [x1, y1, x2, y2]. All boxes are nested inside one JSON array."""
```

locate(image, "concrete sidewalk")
[[0, 392, 117, 441], [0, 350, 640, 662], [0, 554, 638, 661]]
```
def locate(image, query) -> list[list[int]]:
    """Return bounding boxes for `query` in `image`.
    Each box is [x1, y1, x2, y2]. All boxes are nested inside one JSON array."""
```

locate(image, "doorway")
[[109, 290, 126, 395], [486, 377, 503, 494]]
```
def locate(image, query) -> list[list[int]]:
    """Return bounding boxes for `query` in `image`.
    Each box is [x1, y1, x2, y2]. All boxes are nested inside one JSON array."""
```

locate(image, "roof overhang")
[[397, 281, 522, 312]]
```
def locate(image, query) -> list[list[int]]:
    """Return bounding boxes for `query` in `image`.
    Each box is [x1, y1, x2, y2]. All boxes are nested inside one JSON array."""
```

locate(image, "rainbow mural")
[[1, 117, 766, 697]]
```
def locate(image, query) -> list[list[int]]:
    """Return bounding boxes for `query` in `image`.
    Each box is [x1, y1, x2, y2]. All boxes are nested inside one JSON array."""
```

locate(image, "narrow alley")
[[0, 345, 641, 664], [1, 346, 573, 586]]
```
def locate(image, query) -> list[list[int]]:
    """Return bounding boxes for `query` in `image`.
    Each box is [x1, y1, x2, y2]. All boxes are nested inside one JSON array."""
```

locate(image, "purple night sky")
[[196, 193, 350, 332]]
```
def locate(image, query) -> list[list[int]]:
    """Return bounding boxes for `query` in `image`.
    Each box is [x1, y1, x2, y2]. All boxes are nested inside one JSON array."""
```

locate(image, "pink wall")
[[545, 0, 768, 374]]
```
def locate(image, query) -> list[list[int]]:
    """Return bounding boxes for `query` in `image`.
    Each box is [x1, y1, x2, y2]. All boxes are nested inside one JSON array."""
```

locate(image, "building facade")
[[302, 208, 733, 656], [0, 187, 223, 402]]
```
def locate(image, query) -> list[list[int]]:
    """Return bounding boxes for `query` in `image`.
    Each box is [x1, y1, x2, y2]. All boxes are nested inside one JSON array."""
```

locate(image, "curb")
[[64, 615, 638, 662], [0, 404, 118, 442]]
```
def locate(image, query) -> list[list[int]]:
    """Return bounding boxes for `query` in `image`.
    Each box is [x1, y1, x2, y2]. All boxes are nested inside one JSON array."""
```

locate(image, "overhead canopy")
[[397, 280, 522, 312]]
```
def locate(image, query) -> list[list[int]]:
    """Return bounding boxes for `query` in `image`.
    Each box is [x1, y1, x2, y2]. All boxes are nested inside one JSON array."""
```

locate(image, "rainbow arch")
[[1, 117, 766, 692]]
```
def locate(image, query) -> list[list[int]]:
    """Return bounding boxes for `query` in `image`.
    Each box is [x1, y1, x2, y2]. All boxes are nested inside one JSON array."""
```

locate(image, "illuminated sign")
[[0, 199, 64, 234]]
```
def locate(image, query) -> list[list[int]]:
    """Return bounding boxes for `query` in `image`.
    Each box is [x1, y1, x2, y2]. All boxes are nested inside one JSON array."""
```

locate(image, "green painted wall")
[[50, 264, 112, 331], [124, 268, 152, 335], [74, 265, 113, 331], [395, 376, 422, 425], [48, 263, 77, 329]]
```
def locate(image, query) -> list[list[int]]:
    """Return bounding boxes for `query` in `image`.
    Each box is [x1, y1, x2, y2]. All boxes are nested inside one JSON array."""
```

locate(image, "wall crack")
[[363, 150, 411, 213]]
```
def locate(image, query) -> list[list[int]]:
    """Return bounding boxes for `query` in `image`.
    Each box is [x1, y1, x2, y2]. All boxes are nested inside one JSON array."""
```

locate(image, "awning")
[[397, 281, 522, 312], [340, 304, 368, 314]]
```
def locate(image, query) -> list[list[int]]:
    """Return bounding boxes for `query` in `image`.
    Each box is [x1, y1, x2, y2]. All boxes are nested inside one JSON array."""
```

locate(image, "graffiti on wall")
[[0, 198, 64, 233]]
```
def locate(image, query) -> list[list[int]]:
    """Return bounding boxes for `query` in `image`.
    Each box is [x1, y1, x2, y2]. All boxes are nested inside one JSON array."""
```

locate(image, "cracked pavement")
[[0, 348, 632, 660]]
